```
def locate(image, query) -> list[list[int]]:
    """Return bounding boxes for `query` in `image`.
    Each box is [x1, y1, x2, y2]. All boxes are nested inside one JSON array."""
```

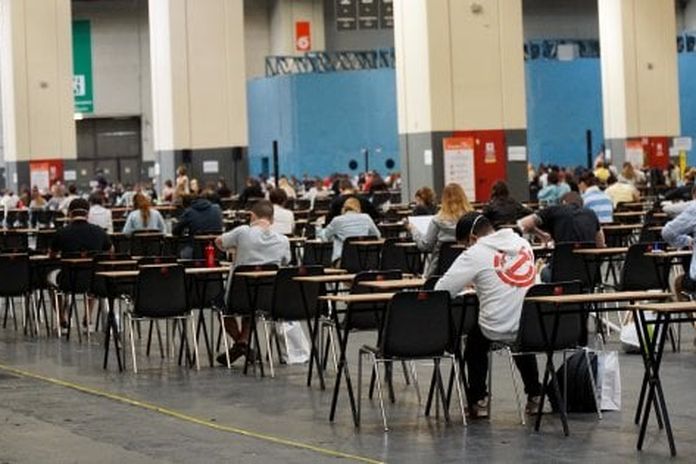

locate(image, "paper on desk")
[[408, 215, 434, 236]]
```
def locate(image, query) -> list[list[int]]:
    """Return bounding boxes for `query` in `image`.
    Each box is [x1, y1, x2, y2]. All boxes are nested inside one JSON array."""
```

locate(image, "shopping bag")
[[281, 321, 310, 364], [597, 351, 621, 411]]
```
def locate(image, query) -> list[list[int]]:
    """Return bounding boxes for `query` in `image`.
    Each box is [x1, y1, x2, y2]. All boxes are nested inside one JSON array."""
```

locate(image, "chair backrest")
[[379, 238, 413, 273], [0, 254, 30, 296], [225, 264, 279, 315], [340, 235, 380, 273], [302, 240, 333, 267], [435, 241, 462, 276], [619, 242, 669, 291], [0, 231, 28, 253], [516, 281, 586, 352], [35, 230, 56, 253], [550, 242, 597, 290], [638, 225, 661, 243], [346, 270, 403, 331], [134, 265, 188, 317], [58, 257, 94, 294], [130, 231, 164, 257], [380, 291, 451, 358], [266, 265, 324, 320], [422, 275, 440, 290]]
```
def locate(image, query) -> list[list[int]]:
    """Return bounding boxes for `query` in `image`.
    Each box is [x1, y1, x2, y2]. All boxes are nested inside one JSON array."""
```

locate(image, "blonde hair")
[[342, 197, 362, 214], [438, 183, 472, 222]]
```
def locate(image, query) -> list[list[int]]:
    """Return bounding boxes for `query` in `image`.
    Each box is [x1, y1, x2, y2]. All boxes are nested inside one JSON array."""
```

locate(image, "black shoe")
[[216, 344, 247, 366]]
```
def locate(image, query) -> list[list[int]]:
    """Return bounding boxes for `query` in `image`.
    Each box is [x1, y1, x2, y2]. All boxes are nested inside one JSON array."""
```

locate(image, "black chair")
[[125, 264, 196, 373], [55, 253, 95, 342], [357, 290, 465, 430], [257, 265, 324, 377], [216, 264, 278, 371], [0, 254, 37, 335], [130, 230, 164, 257], [435, 241, 462, 276], [90, 253, 136, 333], [302, 240, 333, 268], [0, 230, 28, 253], [550, 242, 598, 291], [510, 281, 596, 435], [617, 243, 668, 291], [340, 236, 381, 273], [380, 238, 416, 274], [137, 256, 178, 266], [34, 230, 56, 254]]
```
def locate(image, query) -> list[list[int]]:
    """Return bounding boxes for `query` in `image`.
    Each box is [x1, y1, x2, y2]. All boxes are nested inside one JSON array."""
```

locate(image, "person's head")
[[596, 161, 605, 169], [622, 162, 635, 178], [190, 178, 200, 194], [164, 179, 173, 188], [578, 173, 598, 192], [250, 199, 274, 223], [176, 165, 187, 177], [339, 179, 354, 194], [278, 177, 290, 188], [560, 191, 583, 207], [31, 187, 42, 200], [455, 212, 494, 247], [342, 197, 362, 214], [691, 184, 696, 200], [439, 183, 472, 221], [607, 174, 618, 186], [547, 171, 559, 185], [490, 181, 510, 200], [68, 198, 90, 220], [414, 186, 436, 207], [89, 192, 104, 206], [269, 188, 288, 207], [68, 184, 77, 195]]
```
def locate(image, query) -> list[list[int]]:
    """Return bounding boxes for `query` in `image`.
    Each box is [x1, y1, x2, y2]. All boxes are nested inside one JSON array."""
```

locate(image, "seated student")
[[319, 197, 381, 264], [173, 192, 223, 258], [579, 173, 613, 223], [123, 193, 167, 236], [87, 192, 113, 233], [412, 186, 438, 216], [269, 188, 295, 235], [537, 170, 569, 206], [214, 200, 291, 365], [604, 174, 640, 207], [49, 198, 113, 329], [326, 179, 380, 224], [482, 180, 531, 228], [409, 182, 473, 277], [435, 213, 541, 418]]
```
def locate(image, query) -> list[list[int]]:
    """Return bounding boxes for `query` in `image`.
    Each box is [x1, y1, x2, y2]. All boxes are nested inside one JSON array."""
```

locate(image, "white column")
[[0, 0, 76, 190]]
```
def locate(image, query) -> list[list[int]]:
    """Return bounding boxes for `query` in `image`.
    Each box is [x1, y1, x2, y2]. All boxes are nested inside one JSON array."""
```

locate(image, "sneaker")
[[216, 343, 247, 366], [525, 395, 551, 415], [469, 397, 489, 419]]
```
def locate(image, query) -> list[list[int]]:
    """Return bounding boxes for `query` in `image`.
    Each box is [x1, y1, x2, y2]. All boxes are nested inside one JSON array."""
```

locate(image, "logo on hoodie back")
[[493, 247, 535, 288]]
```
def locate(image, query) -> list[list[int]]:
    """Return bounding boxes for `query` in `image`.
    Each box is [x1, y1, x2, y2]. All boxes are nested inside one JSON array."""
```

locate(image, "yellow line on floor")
[[0, 363, 384, 464]]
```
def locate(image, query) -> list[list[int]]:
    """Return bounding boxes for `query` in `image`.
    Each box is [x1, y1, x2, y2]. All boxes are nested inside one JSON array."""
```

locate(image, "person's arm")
[[595, 229, 606, 248], [155, 210, 167, 233], [215, 226, 242, 251], [662, 207, 696, 248], [320, 217, 338, 241], [106, 211, 113, 234], [367, 216, 381, 238], [281, 239, 291, 266], [517, 213, 552, 243], [434, 253, 478, 297], [122, 212, 135, 236], [411, 219, 439, 252], [172, 210, 190, 236]]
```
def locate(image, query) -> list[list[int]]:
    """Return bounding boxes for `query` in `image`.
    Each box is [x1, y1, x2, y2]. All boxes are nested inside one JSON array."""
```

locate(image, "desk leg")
[[103, 296, 123, 372], [329, 310, 358, 426], [637, 311, 676, 456], [300, 282, 325, 390], [633, 310, 664, 430]]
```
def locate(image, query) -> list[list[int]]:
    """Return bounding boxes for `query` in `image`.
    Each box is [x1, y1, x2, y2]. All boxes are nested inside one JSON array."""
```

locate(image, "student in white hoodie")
[[435, 212, 541, 418]]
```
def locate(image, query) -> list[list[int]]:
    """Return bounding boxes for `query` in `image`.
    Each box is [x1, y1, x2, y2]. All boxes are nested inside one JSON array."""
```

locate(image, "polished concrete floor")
[[0, 312, 695, 463]]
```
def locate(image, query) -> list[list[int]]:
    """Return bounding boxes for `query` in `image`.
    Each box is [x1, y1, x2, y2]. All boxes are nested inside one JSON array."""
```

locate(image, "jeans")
[[464, 323, 542, 404]]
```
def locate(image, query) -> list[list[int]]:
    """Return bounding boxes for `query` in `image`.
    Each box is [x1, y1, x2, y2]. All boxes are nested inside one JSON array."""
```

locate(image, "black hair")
[[456, 212, 493, 242]]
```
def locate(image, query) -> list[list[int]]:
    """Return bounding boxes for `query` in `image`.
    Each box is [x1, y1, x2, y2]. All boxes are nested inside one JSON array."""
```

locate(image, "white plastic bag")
[[280, 322, 310, 364], [597, 351, 621, 411]]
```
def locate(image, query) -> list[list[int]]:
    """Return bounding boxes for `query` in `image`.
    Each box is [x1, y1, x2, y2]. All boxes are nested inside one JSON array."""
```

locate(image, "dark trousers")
[[465, 323, 542, 404]]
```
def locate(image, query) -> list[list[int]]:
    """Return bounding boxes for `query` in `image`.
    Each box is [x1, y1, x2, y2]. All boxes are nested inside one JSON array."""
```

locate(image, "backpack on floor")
[[547, 350, 598, 413]]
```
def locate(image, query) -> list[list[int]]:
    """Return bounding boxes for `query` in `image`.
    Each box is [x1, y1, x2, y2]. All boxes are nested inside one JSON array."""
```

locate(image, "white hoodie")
[[435, 228, 535, 341]]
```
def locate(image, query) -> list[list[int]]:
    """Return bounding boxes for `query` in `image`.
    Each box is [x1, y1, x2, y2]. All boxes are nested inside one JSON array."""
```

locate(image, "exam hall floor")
[[0, 324, 694, 463]]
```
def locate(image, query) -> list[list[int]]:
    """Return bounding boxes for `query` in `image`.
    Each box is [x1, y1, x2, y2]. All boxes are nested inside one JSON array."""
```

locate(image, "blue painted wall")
[[247, 57, 696, 175], [247, 69, 399, 178], [525, 59, 604, 168]]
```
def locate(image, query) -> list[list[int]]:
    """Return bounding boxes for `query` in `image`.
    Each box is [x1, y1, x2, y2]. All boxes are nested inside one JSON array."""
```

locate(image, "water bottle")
[[205, 241, 216, 268]]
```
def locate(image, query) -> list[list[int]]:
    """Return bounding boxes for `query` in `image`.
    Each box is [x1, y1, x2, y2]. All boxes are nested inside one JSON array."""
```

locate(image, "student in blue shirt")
[[579, 173, 613, 224]]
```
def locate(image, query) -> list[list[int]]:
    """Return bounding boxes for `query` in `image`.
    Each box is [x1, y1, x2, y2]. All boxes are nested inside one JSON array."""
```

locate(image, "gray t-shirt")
[[220, 224, 291, 267]]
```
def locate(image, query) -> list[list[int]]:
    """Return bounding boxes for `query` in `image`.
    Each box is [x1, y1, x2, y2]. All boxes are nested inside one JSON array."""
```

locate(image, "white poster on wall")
[[203, 160, 219, 174], [443, 137, 475, 200], [64, 170, 77, 181]]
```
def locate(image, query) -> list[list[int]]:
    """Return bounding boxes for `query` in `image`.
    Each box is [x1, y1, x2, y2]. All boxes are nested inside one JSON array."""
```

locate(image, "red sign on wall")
[[295, 21, 311, 52]]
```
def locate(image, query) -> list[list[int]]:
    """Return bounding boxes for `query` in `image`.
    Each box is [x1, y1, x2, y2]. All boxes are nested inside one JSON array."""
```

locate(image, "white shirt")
[[88, 205, 113, 233], [271, 205, 295, 235], [1, 194, 19, 209], [435, 229, 535, 341]]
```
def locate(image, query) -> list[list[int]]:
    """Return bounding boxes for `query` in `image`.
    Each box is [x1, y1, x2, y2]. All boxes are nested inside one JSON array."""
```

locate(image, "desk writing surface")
[[360, 278, 426, 290], [573, 247, 628, 255], [630, 301, 696, 313], [97, 266, 228, 279], [293, 274, 356, 283], [351, 239, 386, 246], [602, 224, 642, 231], [526, 291, 672, 305], [320, 292, 395, 303], [645, 250, 692, 258]]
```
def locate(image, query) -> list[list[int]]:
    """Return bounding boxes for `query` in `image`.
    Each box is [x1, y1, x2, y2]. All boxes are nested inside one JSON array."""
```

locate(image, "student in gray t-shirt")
[[214, 200, 291, 365]]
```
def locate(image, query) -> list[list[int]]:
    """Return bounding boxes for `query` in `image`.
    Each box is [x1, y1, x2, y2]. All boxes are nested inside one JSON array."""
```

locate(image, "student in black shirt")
[[482, 181, 531, 228], [325, 179, 380, 224], [173, 193, 223, 258], [49, 198, 112, 330]]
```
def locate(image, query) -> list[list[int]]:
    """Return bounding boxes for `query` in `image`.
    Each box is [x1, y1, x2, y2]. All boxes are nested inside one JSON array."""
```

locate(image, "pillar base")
[[399, 129, 528, 203], [156, 147, 249, 195], [4, 161, 30, 193]]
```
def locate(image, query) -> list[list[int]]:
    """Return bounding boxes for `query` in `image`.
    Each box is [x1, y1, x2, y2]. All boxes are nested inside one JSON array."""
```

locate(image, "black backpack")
[[547, 349, 598, 413]]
